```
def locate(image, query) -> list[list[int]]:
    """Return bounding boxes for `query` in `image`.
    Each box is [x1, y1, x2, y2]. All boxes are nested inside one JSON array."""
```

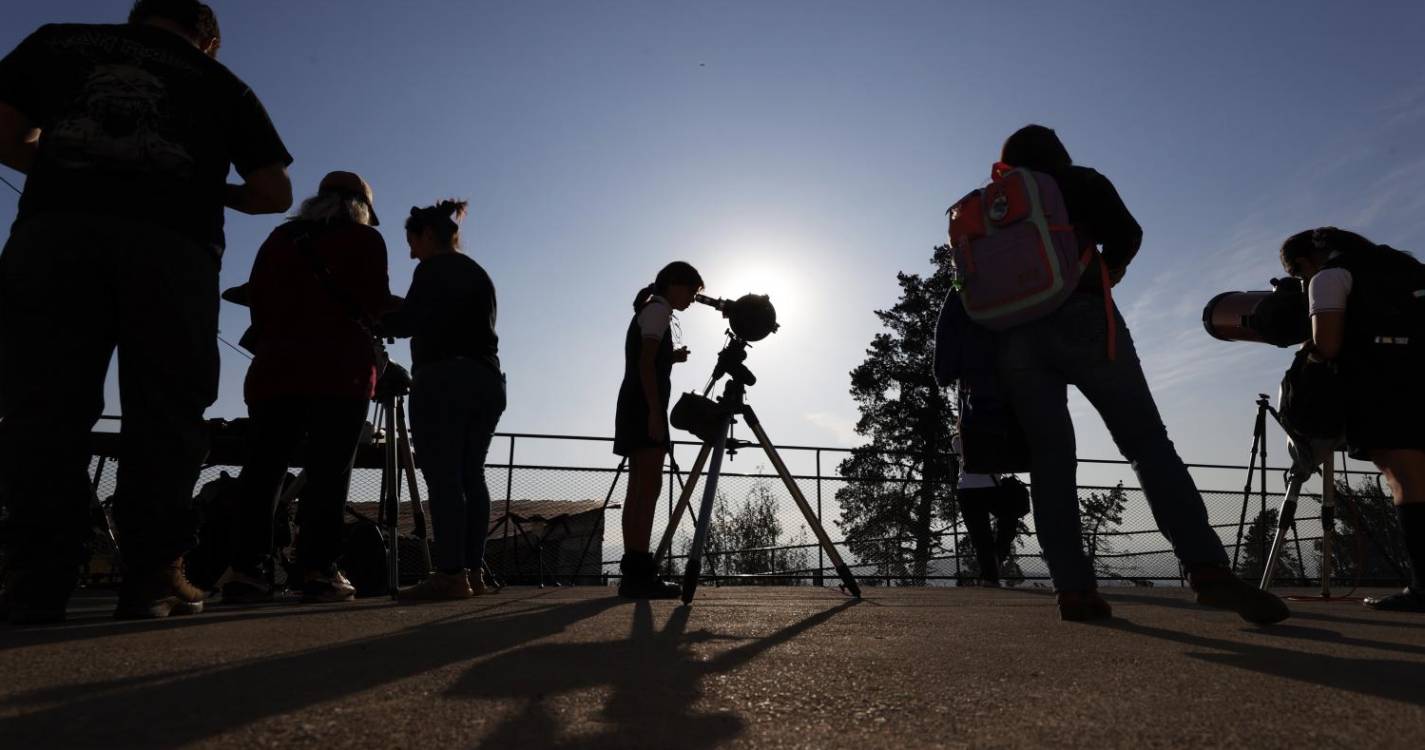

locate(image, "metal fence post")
[[815, 449, 824, 587], [502, 435, 516, 580]]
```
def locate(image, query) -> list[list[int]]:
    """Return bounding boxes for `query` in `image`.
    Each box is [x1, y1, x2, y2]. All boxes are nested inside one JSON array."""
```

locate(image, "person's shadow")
[[456, 598, 860, 749], [0, 594, 623, 748]]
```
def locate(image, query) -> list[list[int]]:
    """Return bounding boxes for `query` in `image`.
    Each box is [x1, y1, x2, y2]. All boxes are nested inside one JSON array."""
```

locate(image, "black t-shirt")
[[0, 23, 292, 255], [382, 253, 501, 373]]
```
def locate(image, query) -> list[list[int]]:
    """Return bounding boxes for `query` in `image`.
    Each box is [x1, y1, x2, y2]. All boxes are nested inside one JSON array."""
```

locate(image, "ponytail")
[[631, 283, 658, 311], [406, 198, 469, 249]]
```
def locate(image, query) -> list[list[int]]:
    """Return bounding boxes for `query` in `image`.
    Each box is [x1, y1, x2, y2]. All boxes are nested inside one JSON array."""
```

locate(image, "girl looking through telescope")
[[612, 261, 702, 598]]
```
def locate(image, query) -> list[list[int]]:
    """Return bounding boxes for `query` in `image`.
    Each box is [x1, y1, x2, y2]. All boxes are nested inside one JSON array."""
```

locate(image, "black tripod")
[[1232, 394, 1307, 579], [653, 336, 861, 603]]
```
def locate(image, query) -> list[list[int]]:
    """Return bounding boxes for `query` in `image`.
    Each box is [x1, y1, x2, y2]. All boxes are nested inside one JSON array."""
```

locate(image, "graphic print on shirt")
[[47, 63, 194, 176]]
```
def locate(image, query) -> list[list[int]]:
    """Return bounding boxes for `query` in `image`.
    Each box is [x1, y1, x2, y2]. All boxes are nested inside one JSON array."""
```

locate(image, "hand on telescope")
[[673, 346, 690, 363], [648, 413, 667, 442]]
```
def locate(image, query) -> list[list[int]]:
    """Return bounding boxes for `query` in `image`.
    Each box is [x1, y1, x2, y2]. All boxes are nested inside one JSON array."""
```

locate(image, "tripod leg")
[[1260, 472, 1306, 591], [383, 401, 401, 599], [653, 442, 712, 569], [1321, 461, 1336, 598], [743, 410, 862, 598], [395, 398, 428, 542], [682, 422, 731, 604], [573, 457, 626, 585]]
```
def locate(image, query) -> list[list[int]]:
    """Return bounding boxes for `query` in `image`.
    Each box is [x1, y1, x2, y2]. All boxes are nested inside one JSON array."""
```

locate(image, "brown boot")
[[398, 571, 474, 601], [471, 568, 497, 595], [115, 558, 206, 620]]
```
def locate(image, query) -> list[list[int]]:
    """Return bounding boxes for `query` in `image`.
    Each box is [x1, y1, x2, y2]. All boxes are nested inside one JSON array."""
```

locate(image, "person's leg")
[[296, 397, 369, 582], [229, 398, 306, 589], [461, 365, 505, 573], [1062, 300, 1285, 624], [957, 490, 999, 582], [1065, 324, 1230, 570], [998, 356, 1095, 592], [621, 446, 666, 555], [410, 365, 470, 574], [109, 223, 220, 618], [110, 225, 219, 569], [0, 216, 115, 622], [1366, 449, 1425, 611]]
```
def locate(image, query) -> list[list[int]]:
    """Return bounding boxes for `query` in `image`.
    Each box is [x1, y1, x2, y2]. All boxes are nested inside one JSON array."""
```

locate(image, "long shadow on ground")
[[1099, 618, 1425, 706], [0, 594, 622, 748], [457, 598, 860, 749]]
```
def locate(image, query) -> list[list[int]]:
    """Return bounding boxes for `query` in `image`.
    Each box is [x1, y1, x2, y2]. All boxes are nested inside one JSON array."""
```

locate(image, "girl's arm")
[[1309, 311, 1345, 361], [640, 337, 665, 440]]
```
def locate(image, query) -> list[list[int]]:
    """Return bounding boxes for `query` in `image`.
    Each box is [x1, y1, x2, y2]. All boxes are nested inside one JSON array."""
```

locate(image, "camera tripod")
[[653, 337, 861, 603], [1235, 394, 1349, 598]]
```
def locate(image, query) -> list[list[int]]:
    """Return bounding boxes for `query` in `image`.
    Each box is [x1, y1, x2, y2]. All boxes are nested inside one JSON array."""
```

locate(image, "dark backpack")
[[1278, 350, 1345, 442]]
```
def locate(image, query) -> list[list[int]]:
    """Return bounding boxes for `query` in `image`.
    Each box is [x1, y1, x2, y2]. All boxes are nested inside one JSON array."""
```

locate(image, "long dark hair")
[[632, 261, 704, 310], [1001, 124, 1073, 171], [1280, 227, 1418, 274], [406, 199, 469, 249]]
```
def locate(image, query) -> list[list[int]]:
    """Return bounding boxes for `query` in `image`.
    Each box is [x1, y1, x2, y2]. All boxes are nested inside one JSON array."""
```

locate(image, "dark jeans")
[[0, 214, 219, 570], [997, 293, 1229, 591], [235, 396, 368, 575], [959, 487, 1018, 581], [410, 358, 505, 571]]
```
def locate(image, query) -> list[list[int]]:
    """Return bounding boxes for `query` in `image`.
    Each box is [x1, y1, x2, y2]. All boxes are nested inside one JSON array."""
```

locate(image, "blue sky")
[[3, 1, 1424, 476]]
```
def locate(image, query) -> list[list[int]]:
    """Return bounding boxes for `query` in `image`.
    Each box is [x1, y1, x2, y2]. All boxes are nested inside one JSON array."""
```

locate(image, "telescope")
[[1202, 277, 1310, 347], [695, 293, 779, 342]]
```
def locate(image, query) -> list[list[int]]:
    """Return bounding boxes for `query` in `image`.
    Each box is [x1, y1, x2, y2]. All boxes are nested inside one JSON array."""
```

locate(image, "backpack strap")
[[1078, 246, 1117, 361]]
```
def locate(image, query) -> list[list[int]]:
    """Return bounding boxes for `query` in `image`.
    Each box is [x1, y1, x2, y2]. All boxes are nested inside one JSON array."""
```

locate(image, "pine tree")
[[835, 245, 958, 583], [1080, 483, 1128, 575]]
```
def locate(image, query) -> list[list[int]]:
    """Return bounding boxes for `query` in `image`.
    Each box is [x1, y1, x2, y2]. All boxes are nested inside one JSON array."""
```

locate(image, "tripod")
[[653, 336, 861, 603], [1232, 394, 1306, 578]]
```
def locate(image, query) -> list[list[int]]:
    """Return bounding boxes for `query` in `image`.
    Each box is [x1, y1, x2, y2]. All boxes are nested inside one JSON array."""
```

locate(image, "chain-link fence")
[[82, 429, 1407, 589]]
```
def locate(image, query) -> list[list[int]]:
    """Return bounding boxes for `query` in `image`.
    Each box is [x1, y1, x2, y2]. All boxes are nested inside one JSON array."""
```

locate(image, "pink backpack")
[[948, 165, 1092, 331]]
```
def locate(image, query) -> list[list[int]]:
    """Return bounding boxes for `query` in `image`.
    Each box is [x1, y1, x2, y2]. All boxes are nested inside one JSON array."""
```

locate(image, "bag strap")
[[1077, 245, 1117, 361]]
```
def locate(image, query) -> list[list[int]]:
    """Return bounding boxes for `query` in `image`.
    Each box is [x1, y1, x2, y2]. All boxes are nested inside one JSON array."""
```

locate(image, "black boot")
[[617, 552, 681, 599], [1188, 564, 1290, 625], [1364, 504, 1425, 613]]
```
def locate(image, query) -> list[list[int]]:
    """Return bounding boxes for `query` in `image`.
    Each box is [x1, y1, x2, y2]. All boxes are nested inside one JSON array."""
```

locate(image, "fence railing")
[[82, 424, 1405, 589]]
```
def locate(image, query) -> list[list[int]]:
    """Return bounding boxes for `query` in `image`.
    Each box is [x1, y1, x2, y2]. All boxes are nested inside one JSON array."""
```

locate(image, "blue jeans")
[[996, 293, 1229, 591], [410, 358, 506, 571]]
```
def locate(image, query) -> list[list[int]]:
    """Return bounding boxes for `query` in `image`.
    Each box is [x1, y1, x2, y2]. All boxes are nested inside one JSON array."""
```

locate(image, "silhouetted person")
[[1281, 227, 1425, 613], [953, 435, 1027, 586], [220, 172, 392, 605], [614, 262, 702, 598], [382, 200, 505, 600], [990, 125, 1288, 623], [0, 0, 292, 623]]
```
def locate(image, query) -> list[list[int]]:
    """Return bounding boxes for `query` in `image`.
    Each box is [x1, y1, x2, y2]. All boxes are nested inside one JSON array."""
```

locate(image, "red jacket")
[[243, 221, 394, 403]]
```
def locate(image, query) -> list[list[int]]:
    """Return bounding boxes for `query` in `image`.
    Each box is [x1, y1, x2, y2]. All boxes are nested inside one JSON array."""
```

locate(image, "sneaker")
[[617, 553, 681, 600], [1057, 589, 1112, 622], [1363, 587, 1425, 613], [114, 558, 206, 620], [301, 568, 356, 603], [1189, 566, 1291, 625], [218, 567, 274, 605], [2, 568, 76, 626], [398, 571, 473, 601]]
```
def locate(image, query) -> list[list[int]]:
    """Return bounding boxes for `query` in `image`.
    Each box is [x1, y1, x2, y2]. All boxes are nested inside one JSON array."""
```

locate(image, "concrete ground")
[[1, 585, 1422, 749]]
